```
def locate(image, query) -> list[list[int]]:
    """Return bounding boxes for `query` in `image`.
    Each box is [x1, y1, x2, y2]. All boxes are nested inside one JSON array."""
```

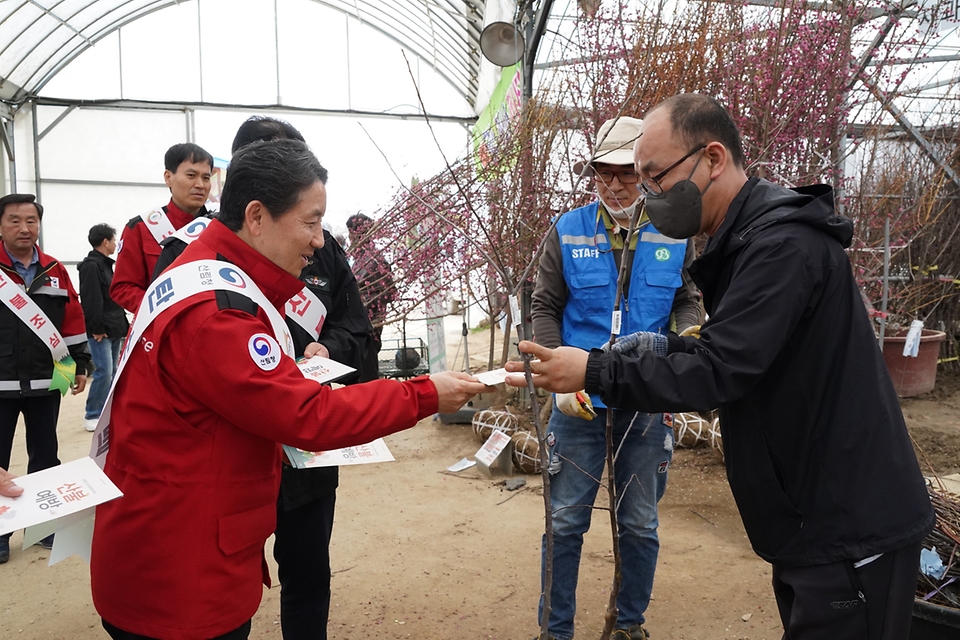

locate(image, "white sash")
[[140, 208, 178, 245], [163, 219, 327, 342], [0, 269, 69, 362], [89, 259, 295, 468], [284, 286, 327, 341], [168, 216, 212, 245]]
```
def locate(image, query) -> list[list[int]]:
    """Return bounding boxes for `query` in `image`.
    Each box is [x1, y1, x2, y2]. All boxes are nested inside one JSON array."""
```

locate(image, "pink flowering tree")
[[355, 1, 960, 637]]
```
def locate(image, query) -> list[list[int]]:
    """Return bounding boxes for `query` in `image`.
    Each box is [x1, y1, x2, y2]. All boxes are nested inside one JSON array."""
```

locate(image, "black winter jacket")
[[0, 247, 93, 395], [586, 178, 934, 566], [78, 249, 130, 339], [278, 232, 379, 510]]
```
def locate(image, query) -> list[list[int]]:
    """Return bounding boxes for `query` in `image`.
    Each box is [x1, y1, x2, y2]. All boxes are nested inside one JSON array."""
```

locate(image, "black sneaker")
[[38, 534, 54, 550], [0, 534, 10, 563]]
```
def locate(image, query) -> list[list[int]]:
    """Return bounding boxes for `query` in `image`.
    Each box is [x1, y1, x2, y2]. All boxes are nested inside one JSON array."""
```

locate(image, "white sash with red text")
[[0, 269, 69, 363], [140, 208, 178, 245], [284, 286, 327, 341]]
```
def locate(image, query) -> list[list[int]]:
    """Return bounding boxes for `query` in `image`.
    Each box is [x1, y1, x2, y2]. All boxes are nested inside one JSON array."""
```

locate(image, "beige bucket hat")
[[575, 115, 643, 175]]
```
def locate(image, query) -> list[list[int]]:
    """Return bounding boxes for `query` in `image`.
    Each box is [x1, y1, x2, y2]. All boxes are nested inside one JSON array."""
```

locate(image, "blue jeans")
[[539, 405, 673, 639], [84, 336, 123, 420]]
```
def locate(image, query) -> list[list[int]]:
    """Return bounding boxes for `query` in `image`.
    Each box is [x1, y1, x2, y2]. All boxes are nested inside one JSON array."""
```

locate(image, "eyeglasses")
[[639, 144, 706, 195], [593, 168, 640, 185]]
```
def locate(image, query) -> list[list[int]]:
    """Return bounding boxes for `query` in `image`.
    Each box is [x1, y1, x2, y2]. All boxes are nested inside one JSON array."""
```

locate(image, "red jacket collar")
[[0, 243, 57, 271], [193, 220, 304, 309], [164, 198, 204, 228]]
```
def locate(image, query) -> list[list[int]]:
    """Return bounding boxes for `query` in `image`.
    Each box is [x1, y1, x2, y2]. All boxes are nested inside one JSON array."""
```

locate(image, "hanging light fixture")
[[479, 21, 525, 67]]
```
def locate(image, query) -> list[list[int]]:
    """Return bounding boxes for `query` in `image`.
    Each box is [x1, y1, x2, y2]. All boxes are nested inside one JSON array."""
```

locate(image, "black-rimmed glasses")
[[639, 144, 706, 195], [593, 168, 640, 185]]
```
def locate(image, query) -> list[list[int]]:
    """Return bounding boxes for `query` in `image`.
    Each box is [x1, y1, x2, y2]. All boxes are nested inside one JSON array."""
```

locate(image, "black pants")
[[273, 490, 337, 640], [102, 619, 251, 639], [0, 393, 61, 474], [772, 542, 922, 639]]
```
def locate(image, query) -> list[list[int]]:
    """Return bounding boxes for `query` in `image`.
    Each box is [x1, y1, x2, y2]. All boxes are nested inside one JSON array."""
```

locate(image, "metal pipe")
[[346, 16, 353, 111], [197, 0, 204, 103], [32, 96, 477, 125], [1, 119, 15, 192], [879, 217, 891, 348], [185, 108, 195, 143], [31, 100, 43, 248], [274, 0, 282, 104]]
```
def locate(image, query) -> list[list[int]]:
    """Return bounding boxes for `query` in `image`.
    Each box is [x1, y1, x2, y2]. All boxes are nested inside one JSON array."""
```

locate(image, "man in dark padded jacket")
[[507, 93, 934, 640]]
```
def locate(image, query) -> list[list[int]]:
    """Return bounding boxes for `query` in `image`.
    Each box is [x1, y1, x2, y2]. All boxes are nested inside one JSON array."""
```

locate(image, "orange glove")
[[556, 391, 598, 420]]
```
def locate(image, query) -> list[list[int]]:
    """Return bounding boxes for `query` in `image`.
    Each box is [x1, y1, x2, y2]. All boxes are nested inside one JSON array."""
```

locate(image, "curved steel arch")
[[0, 0, 487, 109], [314, 0, 482, 95]]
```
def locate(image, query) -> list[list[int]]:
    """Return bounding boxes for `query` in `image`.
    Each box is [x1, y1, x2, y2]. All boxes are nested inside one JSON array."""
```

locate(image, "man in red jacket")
[[0, 193, 90, 563], [90, 139, 487, 640], [110, 142, 214, 313]]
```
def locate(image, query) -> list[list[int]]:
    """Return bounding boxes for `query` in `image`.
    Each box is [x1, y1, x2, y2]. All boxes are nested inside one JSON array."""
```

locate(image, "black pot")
[[911, 598, 960, 639], [394, 348, 421, 373]]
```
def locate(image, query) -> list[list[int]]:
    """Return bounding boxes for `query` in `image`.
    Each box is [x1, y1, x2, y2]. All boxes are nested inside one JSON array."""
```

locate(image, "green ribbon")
[[49, 355, 77, 396]]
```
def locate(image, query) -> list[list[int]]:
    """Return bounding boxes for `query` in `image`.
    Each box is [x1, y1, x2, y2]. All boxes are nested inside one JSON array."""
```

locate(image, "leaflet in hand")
[[297, 356, 356, 385], [0, 457, 123, 537], [475, 368, 510, 386], [283, 438, 395, 469]]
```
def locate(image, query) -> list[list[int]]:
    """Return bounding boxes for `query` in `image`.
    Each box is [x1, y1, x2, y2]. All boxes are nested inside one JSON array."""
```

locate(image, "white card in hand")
[[475, 368, 510, 385]]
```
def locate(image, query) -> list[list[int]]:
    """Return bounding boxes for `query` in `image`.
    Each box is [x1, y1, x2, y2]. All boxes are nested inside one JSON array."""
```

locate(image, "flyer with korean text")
[[284, 357, 385, 467], [297, 356, 355, 385], [0, 457, 123, 537], [283, 438, 395, 469]]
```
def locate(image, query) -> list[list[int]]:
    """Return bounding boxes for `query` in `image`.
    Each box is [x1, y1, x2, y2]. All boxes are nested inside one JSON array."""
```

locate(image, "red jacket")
[[91, 220, 438, 639], [0, 246, 91, 394], [110, 199, 205, 313]]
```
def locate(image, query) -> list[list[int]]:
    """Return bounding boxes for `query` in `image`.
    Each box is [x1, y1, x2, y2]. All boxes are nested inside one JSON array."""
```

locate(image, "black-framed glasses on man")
[[639, 144, 707, 195], [592, 168, 640, 185]]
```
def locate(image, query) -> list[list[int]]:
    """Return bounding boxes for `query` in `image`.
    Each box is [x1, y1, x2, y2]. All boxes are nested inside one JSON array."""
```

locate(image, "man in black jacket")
[[0, 193, 91, 561], [78, 224, 129, 432], [507, 94, 933, 640]]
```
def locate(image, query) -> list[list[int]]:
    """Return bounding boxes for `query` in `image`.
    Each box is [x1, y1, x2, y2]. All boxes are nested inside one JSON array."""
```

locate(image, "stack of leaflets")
[[283, 438, 395, 469], [283, 356, 395, 468]]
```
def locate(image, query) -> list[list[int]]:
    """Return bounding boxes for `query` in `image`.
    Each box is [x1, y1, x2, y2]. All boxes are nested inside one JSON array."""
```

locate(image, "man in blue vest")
[[529, 116, 703, 640]]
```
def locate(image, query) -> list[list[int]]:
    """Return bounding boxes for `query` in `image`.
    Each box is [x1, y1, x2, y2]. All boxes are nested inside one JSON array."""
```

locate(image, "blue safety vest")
[[558, 201, 687, 352]]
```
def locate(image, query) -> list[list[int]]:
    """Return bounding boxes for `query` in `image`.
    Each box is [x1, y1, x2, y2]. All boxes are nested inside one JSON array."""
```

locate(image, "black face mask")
[[644, 156, 711, 239]]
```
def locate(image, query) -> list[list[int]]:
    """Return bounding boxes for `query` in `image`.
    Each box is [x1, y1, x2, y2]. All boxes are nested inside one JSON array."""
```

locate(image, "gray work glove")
[[603, 331, 668, 358]]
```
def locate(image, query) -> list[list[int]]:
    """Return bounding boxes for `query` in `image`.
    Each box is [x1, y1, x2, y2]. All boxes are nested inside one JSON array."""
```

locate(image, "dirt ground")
[[2, 332, 959, 640]]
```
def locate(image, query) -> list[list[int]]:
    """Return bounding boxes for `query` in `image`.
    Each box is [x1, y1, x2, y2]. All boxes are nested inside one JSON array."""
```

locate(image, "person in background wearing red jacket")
[[110, 142, 213, 313], [90, 139, 488, 640], [0, 193, 90, 563]]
